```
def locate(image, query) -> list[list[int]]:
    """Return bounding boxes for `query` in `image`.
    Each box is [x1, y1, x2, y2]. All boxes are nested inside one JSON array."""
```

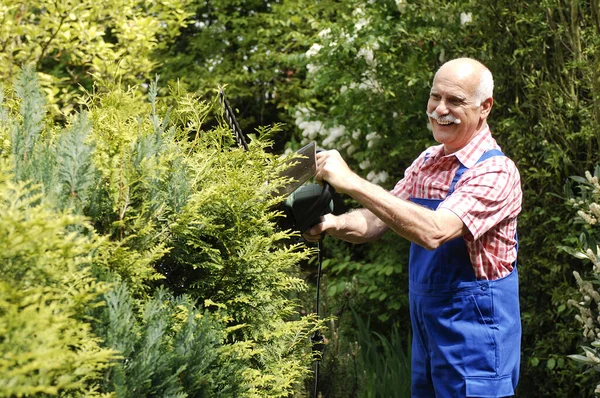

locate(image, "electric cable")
[[311, 239, 325, 398]]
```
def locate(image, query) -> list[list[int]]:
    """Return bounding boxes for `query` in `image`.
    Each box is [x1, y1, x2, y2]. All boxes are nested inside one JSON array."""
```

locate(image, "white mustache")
[[426, 110, 461, 125]]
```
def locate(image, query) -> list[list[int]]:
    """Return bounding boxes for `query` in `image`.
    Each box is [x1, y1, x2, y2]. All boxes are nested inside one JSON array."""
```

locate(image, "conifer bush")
[[0, 162, 115, 395], [0, 67, 320, 396]]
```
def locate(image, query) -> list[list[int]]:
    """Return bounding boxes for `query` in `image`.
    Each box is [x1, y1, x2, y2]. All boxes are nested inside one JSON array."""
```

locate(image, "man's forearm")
[[326, 208, 388, 244], [345, 176, 466, 250], [312, 149, 466, 247]]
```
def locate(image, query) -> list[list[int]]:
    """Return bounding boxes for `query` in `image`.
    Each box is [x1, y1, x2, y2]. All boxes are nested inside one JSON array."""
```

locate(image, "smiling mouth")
[[426, 110, 461, 125]]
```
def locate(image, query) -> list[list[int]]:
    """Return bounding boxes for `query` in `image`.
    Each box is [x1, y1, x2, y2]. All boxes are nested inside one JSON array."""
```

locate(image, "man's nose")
[[434, 100, 449, 115]]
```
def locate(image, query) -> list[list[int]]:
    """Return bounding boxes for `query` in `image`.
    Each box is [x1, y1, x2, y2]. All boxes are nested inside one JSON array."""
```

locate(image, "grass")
[[354, 311, 412, 398]]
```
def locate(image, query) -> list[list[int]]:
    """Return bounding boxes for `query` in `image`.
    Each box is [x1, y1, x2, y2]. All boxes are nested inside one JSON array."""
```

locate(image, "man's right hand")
[[302, 213, 338, 243]]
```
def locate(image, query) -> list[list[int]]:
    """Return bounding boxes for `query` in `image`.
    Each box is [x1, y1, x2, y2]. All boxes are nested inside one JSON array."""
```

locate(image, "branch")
[[36, 0, 67, 67]]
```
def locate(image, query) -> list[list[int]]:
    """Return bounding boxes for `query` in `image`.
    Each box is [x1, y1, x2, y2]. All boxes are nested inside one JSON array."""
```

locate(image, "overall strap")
[[447, 149, 505, 195]]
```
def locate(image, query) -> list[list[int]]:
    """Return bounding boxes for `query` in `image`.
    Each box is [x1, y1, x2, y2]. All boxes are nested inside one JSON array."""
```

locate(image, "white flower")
[[323, 126, 346, 146], [460, 12, 472, 25], [439, 48, 446, 64], [306, 63, 320, 74], [586, 170, 600, 187], [367, 170, 389, 184], [294, 108, 324, 141], [578, 210, 597, 225], [366, 132, 380, 148], [396, 0, 406, 12], [353, 7, 365, 17], [358, 74, 383, 92], [366, 132, 379, 141], [306, 43, 322, 58], [355, 17, 369, 31], [359, 160, 371, 170], [318, 28, 331, 39], [590, 203, 600, 218], [358, 46, 377, 67]]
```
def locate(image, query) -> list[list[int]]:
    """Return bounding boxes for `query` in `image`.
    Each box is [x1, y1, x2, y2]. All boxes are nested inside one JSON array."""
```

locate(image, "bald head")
[[427, 58, 495, 153], [434, 58, 494, 105]]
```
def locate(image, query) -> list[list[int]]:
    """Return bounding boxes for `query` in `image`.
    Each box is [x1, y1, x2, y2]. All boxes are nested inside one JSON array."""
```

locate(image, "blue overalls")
[[408, 149, 521, 397]]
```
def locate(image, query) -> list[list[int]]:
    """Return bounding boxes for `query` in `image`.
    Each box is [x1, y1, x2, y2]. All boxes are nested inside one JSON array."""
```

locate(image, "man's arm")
[[304, 208, 388, 244], [309, 150, 467, 248], [345, 179, 467, 249]]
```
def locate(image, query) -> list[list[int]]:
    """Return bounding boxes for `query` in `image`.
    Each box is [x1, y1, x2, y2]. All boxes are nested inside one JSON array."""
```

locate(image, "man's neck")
[[443, 123, 489, 155]]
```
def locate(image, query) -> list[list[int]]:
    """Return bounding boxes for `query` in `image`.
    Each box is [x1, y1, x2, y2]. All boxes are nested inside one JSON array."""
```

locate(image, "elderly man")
[[305, 58, 522, 397]]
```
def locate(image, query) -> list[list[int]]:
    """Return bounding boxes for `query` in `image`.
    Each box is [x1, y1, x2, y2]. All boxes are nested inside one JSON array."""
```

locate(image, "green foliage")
[[0, 162, 115, 396], [307, 300, 411, 397], [322, 234, 409, 323], [290, 0, 467, 181], [354, 313, 411, 398], [282, 0, 600, 396], [157, 0, 334, 149], [0, 0, 193, 115], [158, 0, 600, 395], [0, 69, 321, 396], [98, 283, 247, 397], [5, 0, 600, 395], [562, 167, 600, 395]]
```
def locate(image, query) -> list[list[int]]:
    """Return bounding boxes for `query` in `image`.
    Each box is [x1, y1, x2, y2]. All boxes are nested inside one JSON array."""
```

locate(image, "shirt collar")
[[453, 125, 497, 168]]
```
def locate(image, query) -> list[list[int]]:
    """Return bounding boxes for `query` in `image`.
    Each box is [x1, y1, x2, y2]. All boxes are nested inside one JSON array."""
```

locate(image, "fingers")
[[314, 151, 327, 183], [302, 232, 321, 243], [302, 220, 324, 242], [301, 214, 336, 242], [315, 149, 344, 186], [308, 221, 325, 236]]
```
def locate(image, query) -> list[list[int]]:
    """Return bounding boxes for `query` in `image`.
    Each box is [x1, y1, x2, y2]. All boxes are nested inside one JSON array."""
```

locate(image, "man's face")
[[426, 66, 487, 154]]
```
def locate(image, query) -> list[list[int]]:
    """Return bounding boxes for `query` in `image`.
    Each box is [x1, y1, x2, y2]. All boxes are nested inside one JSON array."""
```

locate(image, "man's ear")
[[480, 97, 493, 118]]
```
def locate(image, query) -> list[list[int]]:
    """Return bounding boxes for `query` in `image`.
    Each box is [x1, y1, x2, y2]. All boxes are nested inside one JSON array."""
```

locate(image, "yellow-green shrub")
[[0, 67, 320, 396]]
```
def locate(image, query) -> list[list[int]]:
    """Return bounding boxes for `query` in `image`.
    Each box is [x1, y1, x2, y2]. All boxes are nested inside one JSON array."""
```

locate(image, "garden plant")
[[2, 0, 600, 396]]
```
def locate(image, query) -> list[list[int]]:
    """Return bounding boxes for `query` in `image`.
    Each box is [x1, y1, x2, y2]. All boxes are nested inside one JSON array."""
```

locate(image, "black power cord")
[[311, 240, 325, 397]]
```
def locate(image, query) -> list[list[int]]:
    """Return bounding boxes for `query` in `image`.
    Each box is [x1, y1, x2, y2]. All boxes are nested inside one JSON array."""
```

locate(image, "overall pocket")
[[430, 291, 499, 376]]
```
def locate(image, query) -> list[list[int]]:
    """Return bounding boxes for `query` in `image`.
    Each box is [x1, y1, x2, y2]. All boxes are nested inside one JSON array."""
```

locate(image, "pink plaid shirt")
[[391, 125, 522, 280]]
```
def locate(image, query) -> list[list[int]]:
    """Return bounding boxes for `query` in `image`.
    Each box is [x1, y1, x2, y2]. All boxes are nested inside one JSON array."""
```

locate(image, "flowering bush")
[[563, 167, 600, 393]]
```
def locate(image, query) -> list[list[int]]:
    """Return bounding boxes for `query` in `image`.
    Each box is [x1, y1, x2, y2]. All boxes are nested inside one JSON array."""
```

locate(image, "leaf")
[[568, 354, 596, 364], [570, 176, 590, 184], [557, 245, 589, 260]]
